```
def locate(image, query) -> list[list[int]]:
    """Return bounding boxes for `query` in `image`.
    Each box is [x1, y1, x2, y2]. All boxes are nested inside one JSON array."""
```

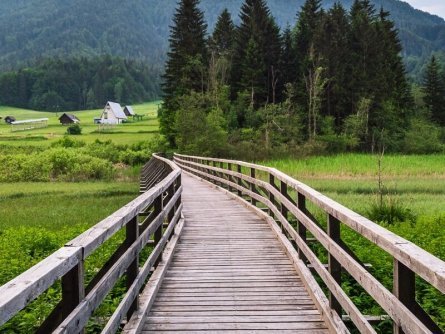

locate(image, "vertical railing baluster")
[[228, 163, 233, 192], [61, 262, 85, 333], [126, 216, 139, 318], [269, 174, 275, 217], [250, 168, 257, 206], [153, 194, 163, 266], [393, 260, 415, 334], [297, 193, 308, 263], [237, 165, 242, 196], [280, 181, 288, 234], [328, 214, 342, 316]]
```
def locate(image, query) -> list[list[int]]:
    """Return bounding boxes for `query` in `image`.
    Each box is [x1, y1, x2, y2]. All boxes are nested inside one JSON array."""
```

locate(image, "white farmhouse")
[[100, 101, 127, 124]]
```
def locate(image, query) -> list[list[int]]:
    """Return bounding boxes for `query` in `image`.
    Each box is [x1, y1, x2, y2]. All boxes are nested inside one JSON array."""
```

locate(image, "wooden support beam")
[[126, 217, 139, 319], [328, 214, 342, 317]]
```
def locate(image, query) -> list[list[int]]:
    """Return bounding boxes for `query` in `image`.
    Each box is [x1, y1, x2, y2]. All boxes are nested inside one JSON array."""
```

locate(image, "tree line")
[[0, 56, 161, 112], [160, 0, 445, 158]]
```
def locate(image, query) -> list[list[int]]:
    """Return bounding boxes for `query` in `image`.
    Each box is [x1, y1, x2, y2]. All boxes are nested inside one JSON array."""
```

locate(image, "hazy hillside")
[[0, 0, 444, 80]]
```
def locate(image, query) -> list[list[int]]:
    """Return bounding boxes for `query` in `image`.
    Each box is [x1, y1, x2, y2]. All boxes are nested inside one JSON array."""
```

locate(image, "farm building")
[[123, 106, 135, 117], [59, 113, 80, 125], [4, 116, 16, 124], [100, 101, 127, 124], [11, 118, 48, 132]]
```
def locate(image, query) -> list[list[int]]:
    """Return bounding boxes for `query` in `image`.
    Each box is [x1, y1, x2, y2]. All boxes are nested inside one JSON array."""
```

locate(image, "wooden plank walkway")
[[142, 173, 329, 333]]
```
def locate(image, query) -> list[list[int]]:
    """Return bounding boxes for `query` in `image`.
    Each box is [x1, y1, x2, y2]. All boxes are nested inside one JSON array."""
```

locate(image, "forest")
[[0, 57, 161, 111], [0, 0, 444, 81], [160, 0, 445, 159]]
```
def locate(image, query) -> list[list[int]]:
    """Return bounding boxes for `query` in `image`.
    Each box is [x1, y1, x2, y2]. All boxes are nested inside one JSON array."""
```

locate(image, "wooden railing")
[[174, 153, 445, 334], [0, 154, 182, 333]]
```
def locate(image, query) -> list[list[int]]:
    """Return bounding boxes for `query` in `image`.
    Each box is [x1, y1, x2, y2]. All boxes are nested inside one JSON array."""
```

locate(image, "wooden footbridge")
[[1, 153, 444, 333]]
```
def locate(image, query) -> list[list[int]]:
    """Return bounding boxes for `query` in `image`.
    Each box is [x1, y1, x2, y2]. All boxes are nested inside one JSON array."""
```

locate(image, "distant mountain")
[[0, 0, 444, 80]]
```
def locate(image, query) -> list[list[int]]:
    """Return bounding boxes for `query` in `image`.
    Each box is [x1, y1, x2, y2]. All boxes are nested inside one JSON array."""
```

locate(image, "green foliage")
[[403, 117, 444, 154], [423, 56, 445, 126], [0, 138, 152, 182], [367, 197, 416, 225], [67, 124, 82, 135]]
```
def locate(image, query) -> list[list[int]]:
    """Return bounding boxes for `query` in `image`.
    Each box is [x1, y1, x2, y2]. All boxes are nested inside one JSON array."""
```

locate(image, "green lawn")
[[0, 102, 160, 146]]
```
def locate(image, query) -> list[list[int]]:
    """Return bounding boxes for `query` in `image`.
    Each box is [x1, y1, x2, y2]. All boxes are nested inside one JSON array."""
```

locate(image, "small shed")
[[59, 113, 80, 125], [100, 101, 127, 125], [123, 106, 135, 117], [5, 116, 16, 124]]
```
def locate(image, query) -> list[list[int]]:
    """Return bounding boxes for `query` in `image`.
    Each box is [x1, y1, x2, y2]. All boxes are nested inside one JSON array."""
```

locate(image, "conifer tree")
[[423, 56, 445, 125], [293, 0, 324, 117], [230, 0, 282, 113], [318, 3, 350, 126], [280, 27, 297, 86], [161, 0, 208, 145], [210, 9, 235, 56]]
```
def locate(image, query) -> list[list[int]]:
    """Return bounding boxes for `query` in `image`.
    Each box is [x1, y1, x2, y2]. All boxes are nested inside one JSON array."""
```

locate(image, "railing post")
[[237, 165, 242, 196], [328, 214, 342, 316], [250, 168, 257, 206], [220, 162, 226, 189], [269, 174, 275, 217], [280, 181, 288, 234], [153, 194, 163, 265], [393, 260, 415, 334], [297, 193, 308, 263], [61, 262, 85, 333], [228, 163, 233, 192], [126, 216, 139, 318]]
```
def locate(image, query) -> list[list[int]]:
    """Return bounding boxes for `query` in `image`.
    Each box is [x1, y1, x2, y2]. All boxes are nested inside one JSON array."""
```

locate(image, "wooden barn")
[[123, 106, 135, 117], [59, 113, 80, 125], [100, 102, 127, 125], [4, 116, 16, 124]]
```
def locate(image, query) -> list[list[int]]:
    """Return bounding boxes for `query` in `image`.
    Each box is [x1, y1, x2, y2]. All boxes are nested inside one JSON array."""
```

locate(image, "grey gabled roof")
[[124, 106, 135, 116], [106, 101, 127, 119]]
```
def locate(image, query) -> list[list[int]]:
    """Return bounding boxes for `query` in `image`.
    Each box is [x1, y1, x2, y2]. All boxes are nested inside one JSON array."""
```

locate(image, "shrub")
[[67, 124, 82, 135], [367, 198, 416, 225], [402, 117, 443, 154]]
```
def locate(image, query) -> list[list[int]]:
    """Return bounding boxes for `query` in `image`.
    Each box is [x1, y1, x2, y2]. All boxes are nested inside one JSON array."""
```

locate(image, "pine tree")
[[292, 0, 324, 119], [280, 27, 297, 86], [230, 0, 282, 113], [423, 56, 445, 125], [161, 0, 208, 145], [347, 0, 378, 112], [210, 9, 235, 56], [318, 3, 350, 127]]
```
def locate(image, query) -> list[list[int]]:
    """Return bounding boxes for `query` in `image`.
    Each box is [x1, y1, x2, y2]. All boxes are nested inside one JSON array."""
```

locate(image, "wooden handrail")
[[174, 153, 445, 334], [0, 154, 182, 333]]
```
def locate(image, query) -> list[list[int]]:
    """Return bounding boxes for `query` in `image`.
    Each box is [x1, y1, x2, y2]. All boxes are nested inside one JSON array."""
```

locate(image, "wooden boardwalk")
[[143, 174, 329, 333]]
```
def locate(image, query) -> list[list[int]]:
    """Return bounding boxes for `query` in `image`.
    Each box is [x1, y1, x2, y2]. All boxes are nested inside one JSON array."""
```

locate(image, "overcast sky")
[[404, 0, 445, 19]]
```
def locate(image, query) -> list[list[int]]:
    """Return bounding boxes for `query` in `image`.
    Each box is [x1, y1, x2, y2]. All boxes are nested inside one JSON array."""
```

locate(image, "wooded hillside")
[[0, 0, 443, 81]]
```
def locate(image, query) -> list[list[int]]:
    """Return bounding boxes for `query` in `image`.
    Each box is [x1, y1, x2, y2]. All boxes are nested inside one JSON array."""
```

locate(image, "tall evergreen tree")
[[318, 2, 350, 126], [161, 0, 208, 145], [347, 0, 378, 113], [280, 27, 297, 86], [423, 56, 445, 125], [292, 0, 324, 123], [210, 9, 235, 56], [230, 0, 282, 114]]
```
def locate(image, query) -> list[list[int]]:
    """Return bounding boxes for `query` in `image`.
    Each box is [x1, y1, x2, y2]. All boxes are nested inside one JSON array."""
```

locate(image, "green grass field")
[[263, 154, 445, 256], [0, 102, 160, 146]]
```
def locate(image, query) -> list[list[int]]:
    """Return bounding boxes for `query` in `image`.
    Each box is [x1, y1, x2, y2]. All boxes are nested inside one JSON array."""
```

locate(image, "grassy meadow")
[[264, 154, 445, 330], [0, 103, 158, 332], [0, 102, 161, 146], [0, 103, 444, 332]]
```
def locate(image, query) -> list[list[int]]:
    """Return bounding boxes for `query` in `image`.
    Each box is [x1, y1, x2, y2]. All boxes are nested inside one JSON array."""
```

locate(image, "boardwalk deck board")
[[143, 174, 330, 333]]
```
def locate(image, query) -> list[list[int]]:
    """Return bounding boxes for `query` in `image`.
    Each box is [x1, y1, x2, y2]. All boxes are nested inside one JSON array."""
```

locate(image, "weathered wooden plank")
[[143, 322, 328, 331], [0, 246, 82, 327], [122, 218, 185, 334]]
